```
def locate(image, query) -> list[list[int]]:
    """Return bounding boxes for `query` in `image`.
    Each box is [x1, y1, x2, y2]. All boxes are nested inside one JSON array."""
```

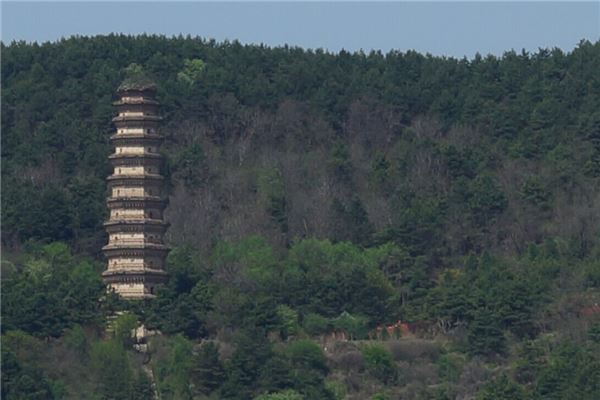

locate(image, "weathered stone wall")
[[115, 146, 158, 154], [111, 187, 162, 197], [111, 282, 148, 297]]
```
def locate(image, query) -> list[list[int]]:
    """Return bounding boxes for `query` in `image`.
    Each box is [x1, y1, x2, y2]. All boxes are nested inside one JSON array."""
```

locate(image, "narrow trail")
[[141, 361, 160, 400]]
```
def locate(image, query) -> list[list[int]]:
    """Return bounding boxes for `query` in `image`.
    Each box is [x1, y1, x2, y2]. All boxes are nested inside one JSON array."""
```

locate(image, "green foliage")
[[532, 341, 600, 400], [191, 341, 225, 395], [429, 254, 548, 355], [369, 154, 392, 193], [172, 141, 207, 189], [177, 58, 206, 87], [1, 331, 56, 400], [286, 340, 328, 374], [589, 320, 600, 344], [437, 353, 465, 383], [131, 372, 155, 400], [329, 141, 352, 183], [275, 305, 299, 338], [63, 324, 89, 357], [221, 330, 273, 399], [90, 339, 134, 400], [153, 334, 194, 400], [146, 246, 212, 338], [463, 175, 507, 226], [520, 176, 552, 210], [258, 167, 288, 235], [254, 389, 304, 400], [2, 36, 600, 400], [332, 311, 369, 340], [2, 242, 104, 338], [476, 374, 525, 400], [361, 344, 397, 384], [284, 340, 333, 399], [283, 239, 396, 325], [324, 379, 346, 400], [119, 63, 155, 91], [370, 394, 390, 400], [113, 312, 138, 346], [302, 313, 330, 336], [467, 307, 506, 356]]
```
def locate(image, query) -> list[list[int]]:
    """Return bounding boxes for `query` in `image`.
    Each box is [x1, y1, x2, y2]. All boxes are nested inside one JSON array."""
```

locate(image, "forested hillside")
[[2, 36, 600, 399]]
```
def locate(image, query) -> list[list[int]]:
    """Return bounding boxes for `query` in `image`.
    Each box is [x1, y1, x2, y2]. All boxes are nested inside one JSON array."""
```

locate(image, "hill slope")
[[1, 36, 599, 399]]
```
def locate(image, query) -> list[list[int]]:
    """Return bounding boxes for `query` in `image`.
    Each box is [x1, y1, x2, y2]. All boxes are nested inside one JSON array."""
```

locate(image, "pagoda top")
[[117, 75, 157, 94]]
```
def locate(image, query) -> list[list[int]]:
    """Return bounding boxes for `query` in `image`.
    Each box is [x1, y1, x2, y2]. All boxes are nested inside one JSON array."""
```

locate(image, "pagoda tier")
[[102, 269, 169, 283], [102, 270, 168, 298], [102, 82, 170, 299], [113, 97, 159, 107], [109, 153, 163, 168], [107, 195, 167, 209], [104, 219, 169, 234], [112, 115, 162, 125], [103, 242, 169, 253], [113, 101, 159, 114], [106, 173, 164, 184], [110, 133, 164, 145]]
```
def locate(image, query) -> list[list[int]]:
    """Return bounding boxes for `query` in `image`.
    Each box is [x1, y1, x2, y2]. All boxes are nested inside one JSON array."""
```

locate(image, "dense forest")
[[1, 35, 600, 399]]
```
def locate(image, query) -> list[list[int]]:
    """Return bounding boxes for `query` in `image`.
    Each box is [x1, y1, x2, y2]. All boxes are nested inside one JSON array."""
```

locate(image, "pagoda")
[[102, 78, 169, 299]]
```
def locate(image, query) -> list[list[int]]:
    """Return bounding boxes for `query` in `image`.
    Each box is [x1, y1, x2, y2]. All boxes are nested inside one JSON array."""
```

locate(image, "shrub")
[[437, 353, 465, 383], [303, 313, 329, 336], [361, 344, 398, 384]]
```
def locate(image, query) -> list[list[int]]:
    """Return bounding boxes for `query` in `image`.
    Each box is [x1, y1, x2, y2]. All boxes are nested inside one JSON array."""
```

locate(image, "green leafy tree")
[[113, 312, 138, 347], [221, 330, 273, 399], [90, 339, 134, 400], [467, 307, 506, 356], [155, 335, 194, 400], [476, 374, 525, 400], [177, 58, 206, 86], [285, 340, 333, 399], [254, 390, 304, 400], [276, 305, 299, 339], [1, 331, 56, 400], [361, 344, 397, 384]]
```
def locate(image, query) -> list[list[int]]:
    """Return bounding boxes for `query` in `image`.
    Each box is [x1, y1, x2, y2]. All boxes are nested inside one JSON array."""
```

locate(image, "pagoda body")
[[102, 82, 169, 299]]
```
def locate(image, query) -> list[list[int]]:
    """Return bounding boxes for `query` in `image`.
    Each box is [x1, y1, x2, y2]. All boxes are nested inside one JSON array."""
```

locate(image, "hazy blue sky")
[[2, 2, 599, 58]]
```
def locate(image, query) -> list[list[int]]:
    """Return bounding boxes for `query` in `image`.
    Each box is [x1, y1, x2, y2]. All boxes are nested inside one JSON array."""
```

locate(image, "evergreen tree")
[[191, 341, 225, 395]]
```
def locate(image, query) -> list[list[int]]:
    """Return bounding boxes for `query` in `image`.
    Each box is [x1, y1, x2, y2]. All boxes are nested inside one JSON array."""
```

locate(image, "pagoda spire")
[[102, 78, 169, 299]]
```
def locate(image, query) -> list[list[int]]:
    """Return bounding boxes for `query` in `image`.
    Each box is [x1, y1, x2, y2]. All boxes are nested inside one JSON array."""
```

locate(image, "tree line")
[[1, 36, 600, 399]]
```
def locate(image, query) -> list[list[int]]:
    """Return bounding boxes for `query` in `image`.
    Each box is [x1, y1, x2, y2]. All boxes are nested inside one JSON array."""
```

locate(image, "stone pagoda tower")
[[102, 78, 169, 299]]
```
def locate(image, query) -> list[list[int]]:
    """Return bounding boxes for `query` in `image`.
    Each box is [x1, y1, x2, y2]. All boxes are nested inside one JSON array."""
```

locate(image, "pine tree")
[[191, 342, 225, 395]]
